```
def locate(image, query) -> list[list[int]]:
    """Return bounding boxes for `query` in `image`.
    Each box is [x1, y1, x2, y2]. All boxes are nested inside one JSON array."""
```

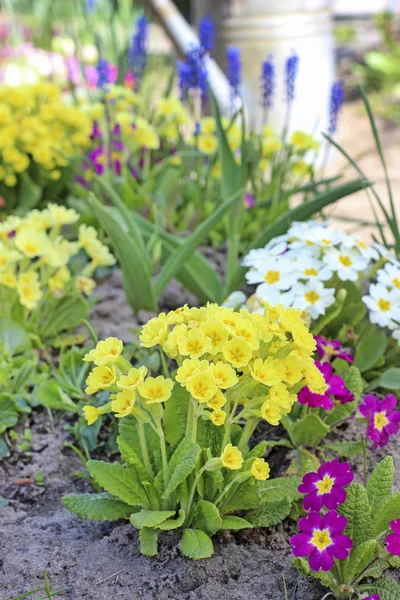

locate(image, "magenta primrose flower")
[[298, 458, 354, 512], [359, 394, 400, 449], [314, 335, 354, 364], [290, 510, 353, 571], [363, 596, 379, 600], [386, 519, 400, 556], [298, 361, 354, 410]]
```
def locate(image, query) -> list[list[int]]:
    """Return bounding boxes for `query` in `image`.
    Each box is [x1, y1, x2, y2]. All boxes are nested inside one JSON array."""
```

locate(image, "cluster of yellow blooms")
[[258, 125, 319, 179], [0, 83, 92, 187], [82, 303, 327, 441], [0, 206, 115, 310]]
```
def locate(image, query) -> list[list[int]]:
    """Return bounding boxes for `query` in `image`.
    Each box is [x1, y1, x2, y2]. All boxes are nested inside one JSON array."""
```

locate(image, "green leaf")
[[162, 443, 200, 499], [222, 479, 259, 513], [154, 187, 242, 298], [264, 439, 294, 449], [39, 295, 89, 339], [247, 498, 292, 527], [62, 492, 133, 520], [180, 529, 214, 559], [0, 318, 31, 356], [87, 460, 147, 506], [118, 416, 160, 473], [373, 491, 400, 537], [163, 387, 190, 446], [323, 440, 364, 458], [139, 527, 158, 556], [0, 435, 10, 459], [246, 441, 268, 458], [366, 456, 394, 514], [219, 516, 252, 530], [229, 179, 370, 291], [378, 367, 400, 390], [0, 394, 18, 433], [88, 194, 156, 312], [130, 509, 175, 529], [0, 495, 8, 508], [167, 434, 193, 475], [342, 539, 377, 583], [193, 500, 222, 536], [344, 366, 363, 401], [324, 400, 357, 427], [354, 323, 387, 372], [339, 483, 372, 548], [361, 579, 400, 600], [37, 381, 80, 414], [258, 477, 302, 503], [287, 414, 330, 447], [158, 509, 185, 530], [117, 435, 148, 482]]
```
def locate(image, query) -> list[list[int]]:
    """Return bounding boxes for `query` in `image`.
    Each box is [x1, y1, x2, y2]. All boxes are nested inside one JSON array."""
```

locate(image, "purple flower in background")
[[298, 361, 354, 410], [199, 14, 214, 54], [129, 15, 148, 85], [359, 394, 400, 449], [363, 596, 380, 600], [85, 0, 96, 12], [386, 519, 400, 556], [298, 458, 354, 512], [177, 45, 208, 101], [285, 51, 299, 103], [226, 46, 242, 100], [290, 511, 352, 571], [244, 193, 255, 209], [96, 57, 110, 89], [261, 55, 275, 109], [328, 79, 344, 135], [315, 335, 354, 364]]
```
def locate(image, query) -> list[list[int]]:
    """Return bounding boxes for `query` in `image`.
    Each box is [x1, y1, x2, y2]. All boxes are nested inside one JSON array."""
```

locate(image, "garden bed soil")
[[2, 270, 400, 599]]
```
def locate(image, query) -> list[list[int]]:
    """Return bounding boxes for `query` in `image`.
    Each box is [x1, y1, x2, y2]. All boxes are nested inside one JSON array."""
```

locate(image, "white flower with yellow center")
[[323, 248, 368, 282], [293, 255, 333, 282], [292, 280, 335, 319], [377, 263, 400, 295], [342, 235, 379, 261], [245, 258, 297, 291], [363, 283, 400, 328]]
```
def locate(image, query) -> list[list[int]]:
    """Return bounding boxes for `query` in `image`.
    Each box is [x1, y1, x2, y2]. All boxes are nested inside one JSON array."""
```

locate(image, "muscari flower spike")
[[290, 510, 353, 571], [328, 79, 344, 135], [177, 45, 208, 101], [298, 458, 354, 512], [359, 393, 400, 449], [129, 15, 148, 83], [96, 57, 110, 89], [199, 14, 214, 54], [298, 360, 354, 410], [226, 46, 242, 100], [285, 51, 299, 103], [314, 335, 354, 364], [261, 55, 275, 109]]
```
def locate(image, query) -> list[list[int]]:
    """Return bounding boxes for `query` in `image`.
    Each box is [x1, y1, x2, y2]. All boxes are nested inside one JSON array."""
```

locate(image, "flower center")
[[339, 255, 352, 267], [324, 344, 337, 357], [304, 290, 320, 304], [311, 528, 333, 551], [316, 474, 335, 495], [321, 238, 331, 245], [377, 298, 391, 312], [356, 239, 367, 250], [374, 411, 389, 432], [264, 270, 280, 285], [392, 278, 400, 290], [304, 268, 318, 276]]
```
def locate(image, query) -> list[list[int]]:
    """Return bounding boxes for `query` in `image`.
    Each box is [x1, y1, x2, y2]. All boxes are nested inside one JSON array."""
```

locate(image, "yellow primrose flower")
[[250, 458, 270, 481], [209, 361, 238, 389], [85, 239, 116, 268], [222, 337, 253, 368], [304, 361, 329, 395], [281, 353, 305, 386], [0, 268, 17, 289], [0, 244, 20, 271], [117, 366, 148, 390], [262, 125, 275, 138], [48, 266, 71, 293], [200, 117, 216, 134], [111, 389, 136, 418], [197, 134, 218, 155], [139, 376, 174, 404], [262, 138, 282, 157], [178, 328, 212, 358], [292, 324, 316, 355], [250, 357, 282, 387], [75, 276, 96, 296], [221, 443, 243, 470], [79, 224, 98, 250], [290, 130, 319, 152], [140, 315, 169, 347], [260, 400, 281, 426], [233, 317, 260, 350], [200, 321, 229, 354], [14, 228, 48, 258], [83, 405, 101, 426], [44, 203, 79, 226], [207, 389, 226, 410], [292, 160, 311, 178], [176, 358, 209, 385], [210, 409, 226, 426], [85, 365, 116, 394], [186, 371, 218, 403], [17, 271, 42, 310], [84, 337, 123, 366]]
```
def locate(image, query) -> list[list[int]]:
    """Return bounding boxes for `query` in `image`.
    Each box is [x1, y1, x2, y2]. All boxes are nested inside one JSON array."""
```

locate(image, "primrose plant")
[[292, 456, 400, 600], [64, 302, 326, 558]]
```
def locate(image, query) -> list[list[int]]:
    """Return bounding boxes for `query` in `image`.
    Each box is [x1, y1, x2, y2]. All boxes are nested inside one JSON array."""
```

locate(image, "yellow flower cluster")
[[0, 206, 115, 310], [83, 304, 327, 432], [0, 83, 92, 186], [258, 125, 318, 179]]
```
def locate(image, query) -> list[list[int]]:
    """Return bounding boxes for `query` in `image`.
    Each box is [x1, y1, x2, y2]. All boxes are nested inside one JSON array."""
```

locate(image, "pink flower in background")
[[314, 335, 354, 364], [298, 361, 354, 410], [290, 511, 352, 571], [359, 394, 400, 449], [244, 193, 255, 209], [298, 458, 354, 512], [386, 519, 400, 556]]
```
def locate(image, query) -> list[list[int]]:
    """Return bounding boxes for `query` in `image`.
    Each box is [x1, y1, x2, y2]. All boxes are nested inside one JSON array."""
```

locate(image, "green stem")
[[237, 419, 257, 451], [191, 399, 198, 444], [138, 421, 154, 481], [157, 422, 169, 491], [186, 396, 194, 437], [184, 466, 207, 526], [159, 348, 170, 378]]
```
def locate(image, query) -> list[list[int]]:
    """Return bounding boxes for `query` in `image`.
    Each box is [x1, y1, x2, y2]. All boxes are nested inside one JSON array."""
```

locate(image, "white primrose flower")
[[342, 235, 379, 262], [254, 283, 294, 308], [246, 257, 298, 291], [373, 243, 400, 266], [292, 279, 335, 319], [376, 262, 400, 294], [362, 283, 400, 328], [223, 290, 246, 309], [323, 248, 369, 282], [293, 254, 333, 282]]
